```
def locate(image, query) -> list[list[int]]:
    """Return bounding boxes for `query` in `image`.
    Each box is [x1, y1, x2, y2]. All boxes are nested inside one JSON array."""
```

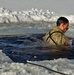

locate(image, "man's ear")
[[60, 23, 64, 27], [59, 23, 64, 30]]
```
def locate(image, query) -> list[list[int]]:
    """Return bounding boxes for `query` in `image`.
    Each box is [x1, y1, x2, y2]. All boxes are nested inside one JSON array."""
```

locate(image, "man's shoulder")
[[50, 29, 64, 36]]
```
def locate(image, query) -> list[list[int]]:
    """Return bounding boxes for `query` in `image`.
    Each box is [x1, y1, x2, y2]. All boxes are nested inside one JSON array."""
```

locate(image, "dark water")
[[0, 34, 74, 63]]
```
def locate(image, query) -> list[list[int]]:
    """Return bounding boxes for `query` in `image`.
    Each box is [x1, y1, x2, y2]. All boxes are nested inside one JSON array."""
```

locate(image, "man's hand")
[[65, 37, 69, 45]]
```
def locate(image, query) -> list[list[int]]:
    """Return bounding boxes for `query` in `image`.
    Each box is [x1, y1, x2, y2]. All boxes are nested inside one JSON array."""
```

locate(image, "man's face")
[[60, 23, 69, 32], [62, 23, 69, 32]]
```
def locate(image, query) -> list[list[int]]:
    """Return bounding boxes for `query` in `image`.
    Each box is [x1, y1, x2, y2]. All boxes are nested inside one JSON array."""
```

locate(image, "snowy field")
[[0, 0, 74, 75]]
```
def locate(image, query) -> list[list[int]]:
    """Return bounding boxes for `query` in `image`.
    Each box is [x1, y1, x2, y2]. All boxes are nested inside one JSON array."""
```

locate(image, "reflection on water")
[[0, 34, 74, 63], [36, 45, 70, 59]]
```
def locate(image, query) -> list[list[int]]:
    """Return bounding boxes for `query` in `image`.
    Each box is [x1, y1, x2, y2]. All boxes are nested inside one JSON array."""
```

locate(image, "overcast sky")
[[0, 0, 74, 15]]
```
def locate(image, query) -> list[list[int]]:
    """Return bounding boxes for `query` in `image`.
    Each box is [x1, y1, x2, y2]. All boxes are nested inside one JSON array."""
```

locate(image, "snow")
[[0, 7, 74, 24], [0, 50, 74, 75]]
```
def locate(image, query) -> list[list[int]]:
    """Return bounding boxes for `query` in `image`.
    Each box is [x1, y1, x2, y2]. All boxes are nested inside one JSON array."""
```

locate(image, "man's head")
[[56, 17, 69, 32]]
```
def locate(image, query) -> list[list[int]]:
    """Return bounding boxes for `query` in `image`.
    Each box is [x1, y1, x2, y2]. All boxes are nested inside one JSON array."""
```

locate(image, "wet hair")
[[56, 17, 69, 26]]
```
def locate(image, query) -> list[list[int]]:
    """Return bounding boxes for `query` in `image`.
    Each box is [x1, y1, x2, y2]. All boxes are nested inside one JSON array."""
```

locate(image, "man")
[[43, 17, 69, 45]]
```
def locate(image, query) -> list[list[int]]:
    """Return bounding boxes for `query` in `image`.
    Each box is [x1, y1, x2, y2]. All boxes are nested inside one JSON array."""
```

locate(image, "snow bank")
[[0, 7, 74, 24]]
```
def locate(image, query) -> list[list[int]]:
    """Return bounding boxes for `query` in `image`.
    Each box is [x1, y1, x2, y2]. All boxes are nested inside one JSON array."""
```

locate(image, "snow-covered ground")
[[0, 7, 74, 24], [0, 50, 74, 75]]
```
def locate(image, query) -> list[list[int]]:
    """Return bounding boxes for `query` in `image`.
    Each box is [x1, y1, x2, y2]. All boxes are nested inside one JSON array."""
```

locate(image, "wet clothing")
[[43, 26, 69, 45]]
